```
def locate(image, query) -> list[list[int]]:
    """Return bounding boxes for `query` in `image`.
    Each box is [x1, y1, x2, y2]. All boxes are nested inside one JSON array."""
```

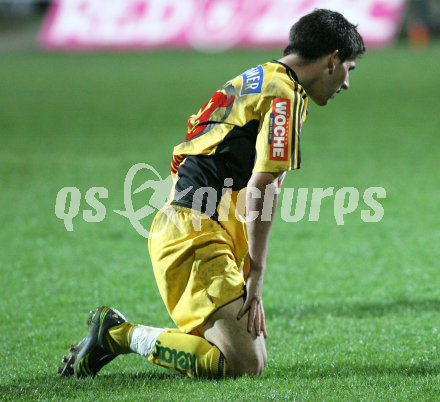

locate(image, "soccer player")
[[59, 9, 365, 379]]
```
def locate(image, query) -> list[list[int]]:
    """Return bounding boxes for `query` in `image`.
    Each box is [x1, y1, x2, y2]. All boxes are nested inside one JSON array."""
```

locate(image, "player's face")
[[328, 59, 356, 101], [312, 57, 357, 106]]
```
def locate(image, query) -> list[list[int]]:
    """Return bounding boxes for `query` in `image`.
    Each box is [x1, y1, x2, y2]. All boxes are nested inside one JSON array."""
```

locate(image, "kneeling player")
[[59, 9, 365, 379]]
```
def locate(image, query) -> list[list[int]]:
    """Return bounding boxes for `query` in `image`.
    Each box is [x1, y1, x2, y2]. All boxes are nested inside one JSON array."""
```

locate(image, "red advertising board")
[[40, 0, 406, 50]]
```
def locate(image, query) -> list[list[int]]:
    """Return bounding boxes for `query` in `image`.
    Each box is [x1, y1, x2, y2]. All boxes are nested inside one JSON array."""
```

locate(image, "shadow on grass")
[[279, 361, 440, 379], [0, 371, 180, 398], [1, 361, 439, 399], [267, 298, 440, 319]]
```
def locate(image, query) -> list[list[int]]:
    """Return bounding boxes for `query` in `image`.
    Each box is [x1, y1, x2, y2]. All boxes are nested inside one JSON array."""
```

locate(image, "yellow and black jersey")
[[170, 60, 308, 220]]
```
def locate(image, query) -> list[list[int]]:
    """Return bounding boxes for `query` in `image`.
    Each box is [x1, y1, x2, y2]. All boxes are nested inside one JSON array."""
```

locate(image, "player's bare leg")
[[201, 297, 267, 377], [118, 298, 268, 378]]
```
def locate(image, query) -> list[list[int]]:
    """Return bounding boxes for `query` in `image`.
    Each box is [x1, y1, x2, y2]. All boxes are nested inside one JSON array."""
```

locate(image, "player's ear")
[[327, 50, 339, 75]]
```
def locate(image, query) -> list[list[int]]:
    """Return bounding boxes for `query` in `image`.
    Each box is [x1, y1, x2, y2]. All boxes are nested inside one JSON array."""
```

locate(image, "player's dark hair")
[[284, 9, 365, 62]]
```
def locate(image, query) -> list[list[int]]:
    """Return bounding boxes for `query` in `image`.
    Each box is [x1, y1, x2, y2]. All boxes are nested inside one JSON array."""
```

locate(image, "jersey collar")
[[271, 59, 300, 84]]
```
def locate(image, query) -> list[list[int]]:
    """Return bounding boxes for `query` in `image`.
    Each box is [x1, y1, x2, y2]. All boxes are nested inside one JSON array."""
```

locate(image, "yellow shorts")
[[148, 204, 248, 334]]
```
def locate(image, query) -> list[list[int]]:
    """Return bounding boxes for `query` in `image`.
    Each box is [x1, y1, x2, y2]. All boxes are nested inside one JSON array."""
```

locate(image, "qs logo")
[[54, 163, 184, 238]]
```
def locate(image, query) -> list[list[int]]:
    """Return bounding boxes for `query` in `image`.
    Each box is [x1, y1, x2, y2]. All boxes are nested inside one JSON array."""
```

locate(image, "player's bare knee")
[[224, 348, 265, 377]]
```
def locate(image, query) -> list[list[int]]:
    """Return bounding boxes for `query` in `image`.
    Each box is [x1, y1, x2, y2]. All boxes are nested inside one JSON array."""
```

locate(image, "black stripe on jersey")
[[291, 90, 300, 169], [297, 92, 305, 168]]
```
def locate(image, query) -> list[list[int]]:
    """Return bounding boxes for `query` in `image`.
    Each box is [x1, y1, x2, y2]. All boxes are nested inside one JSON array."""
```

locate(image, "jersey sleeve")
[[253, 84, 306, 173]]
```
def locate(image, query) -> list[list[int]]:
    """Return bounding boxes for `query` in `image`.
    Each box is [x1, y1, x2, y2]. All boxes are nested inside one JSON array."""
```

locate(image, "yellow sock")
[[147, 330, 227, 379], [107, 322, 135, 354]]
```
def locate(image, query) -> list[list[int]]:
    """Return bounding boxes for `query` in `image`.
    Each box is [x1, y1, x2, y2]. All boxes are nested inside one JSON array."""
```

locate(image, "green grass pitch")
[[1, 43, 440, 400]]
